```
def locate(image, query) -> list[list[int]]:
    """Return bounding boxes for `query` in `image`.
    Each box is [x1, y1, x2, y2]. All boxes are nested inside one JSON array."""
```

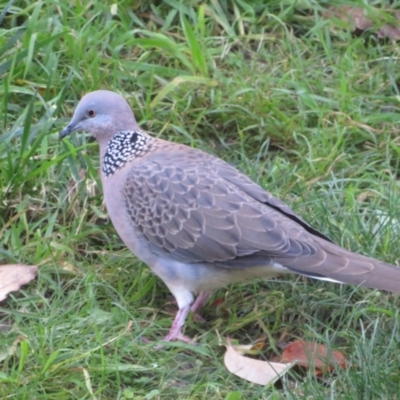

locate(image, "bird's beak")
[[59, 121, 78, 140]]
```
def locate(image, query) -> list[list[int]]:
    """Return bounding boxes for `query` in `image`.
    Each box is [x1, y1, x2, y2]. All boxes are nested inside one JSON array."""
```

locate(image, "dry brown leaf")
[[280, 340, 347, 375], [59, 261, 85, 275], [211, 297, 225, 307], [0, 334, 26, 362], [376, 24, 400, 40], [224, 338, 293, 385], [344, 7, 373, 30], [325, 6, 400, 41], [232, 338, 266, 355], [0, 264, 38, 302]]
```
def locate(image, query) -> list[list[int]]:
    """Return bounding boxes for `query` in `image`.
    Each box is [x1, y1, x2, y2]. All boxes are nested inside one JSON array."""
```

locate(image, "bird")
[[60, 90, 400, 343]]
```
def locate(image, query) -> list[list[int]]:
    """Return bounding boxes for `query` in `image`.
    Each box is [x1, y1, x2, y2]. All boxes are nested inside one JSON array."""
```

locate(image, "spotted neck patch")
[[102, 130, 152, 177]]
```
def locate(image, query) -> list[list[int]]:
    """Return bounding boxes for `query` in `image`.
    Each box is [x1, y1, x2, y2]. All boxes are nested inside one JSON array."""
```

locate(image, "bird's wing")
[[123, 154, 321, 267]]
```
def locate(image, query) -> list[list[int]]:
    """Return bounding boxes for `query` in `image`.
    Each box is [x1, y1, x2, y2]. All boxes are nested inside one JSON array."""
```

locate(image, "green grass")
[[1, 0, 400, 398]]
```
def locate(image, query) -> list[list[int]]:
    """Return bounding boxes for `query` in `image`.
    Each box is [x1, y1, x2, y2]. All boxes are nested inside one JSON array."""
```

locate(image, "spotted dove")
[[60, 90, 400, 343]]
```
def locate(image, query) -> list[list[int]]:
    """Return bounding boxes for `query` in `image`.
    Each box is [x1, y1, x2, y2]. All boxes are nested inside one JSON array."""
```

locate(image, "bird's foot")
[[151, 304, 195, 348], [161, 330, 193, 343], [190, 291, 210, 313], [190, 291, 209, 322], [146, 293, 211, 347]]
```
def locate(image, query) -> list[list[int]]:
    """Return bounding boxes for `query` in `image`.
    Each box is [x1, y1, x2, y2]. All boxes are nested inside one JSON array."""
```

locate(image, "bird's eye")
[[87, 109, 96, 118]]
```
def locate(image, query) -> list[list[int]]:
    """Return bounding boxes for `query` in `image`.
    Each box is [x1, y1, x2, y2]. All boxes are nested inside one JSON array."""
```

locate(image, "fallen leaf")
[[0, 264, 38, 302], [325, 6, 400, 41], [81, 367, 97, 399], [376, 23, 400, 40], [211, 297, 225, 307], [60, 261, 85, 275], [0, 334, 26, 362], [110, 4, 118, 16], [224, 338, 293, 385], [331, 6, 373, 30], [280, 340, 347, 375], [232, 338, 266, 355]]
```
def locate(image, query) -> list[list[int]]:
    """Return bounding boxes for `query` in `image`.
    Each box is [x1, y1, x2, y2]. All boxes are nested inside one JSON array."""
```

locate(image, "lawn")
[[1, 0, 400, 398]]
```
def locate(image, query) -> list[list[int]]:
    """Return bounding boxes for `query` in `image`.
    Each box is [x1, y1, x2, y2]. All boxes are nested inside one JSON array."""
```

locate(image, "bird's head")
[[59, 90, 138, 143]]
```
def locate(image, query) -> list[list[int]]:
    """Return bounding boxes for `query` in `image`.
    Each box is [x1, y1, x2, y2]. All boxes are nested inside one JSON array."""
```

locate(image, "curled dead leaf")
[[325, 6, 400, 41], [0, 264, 38, 302], [280, 340, 347, 375], [223, 338, 293, 385], [0, 334, 27, 362]]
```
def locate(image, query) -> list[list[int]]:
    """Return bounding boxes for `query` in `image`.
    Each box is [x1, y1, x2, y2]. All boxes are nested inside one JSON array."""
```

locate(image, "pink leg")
[[190, 291, 210, 313], [162, 304, 192, 343], [160, 292, 210, 344]]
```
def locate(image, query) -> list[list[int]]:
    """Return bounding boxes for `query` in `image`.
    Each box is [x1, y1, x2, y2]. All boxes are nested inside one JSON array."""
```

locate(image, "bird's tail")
[[281, 237, 400, 294]]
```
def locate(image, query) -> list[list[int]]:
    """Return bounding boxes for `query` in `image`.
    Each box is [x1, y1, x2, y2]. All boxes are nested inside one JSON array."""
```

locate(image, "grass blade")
[[180, 13, 208, 77]]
